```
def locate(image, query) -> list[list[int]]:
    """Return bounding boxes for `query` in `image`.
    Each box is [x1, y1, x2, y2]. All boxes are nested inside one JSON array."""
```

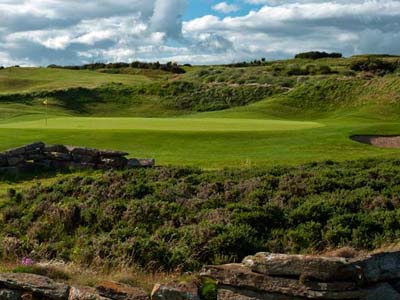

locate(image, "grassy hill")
[[0, 56, 399, 168]]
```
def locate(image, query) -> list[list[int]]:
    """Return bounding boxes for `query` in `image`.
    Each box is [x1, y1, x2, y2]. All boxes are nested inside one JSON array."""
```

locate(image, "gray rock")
[[0, 273, 69, 300], [0, 167, 19, 175], [243, 253, 362, 282], [7, 156, 25, 166], [218, 285, 308, 300], [98, 150, 129, 158], [44, 145, 69, 154], [364, 283, 400, 300], [25, 142, 45, 152], [358, 251, 400, 283], [25, 154, 46, 162], [5, 146, 25, 156], [0, 289, 21, 300], [201, 264, 365, 299], [151, 281, 200, 300], [101, 157, 128, 169], [127, 159, 155, 168], [96, 281, 148, 300], [48, 152, 72, 161], [67, 147, 99, 157], [69, 286, 110, 300], [0, 154, 8, 167], [72, 154, 97, 164]]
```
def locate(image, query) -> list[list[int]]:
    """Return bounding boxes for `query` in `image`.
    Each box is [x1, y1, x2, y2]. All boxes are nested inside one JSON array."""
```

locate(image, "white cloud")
[[0, 0, 399, 66], [212, 2, 240, 14]]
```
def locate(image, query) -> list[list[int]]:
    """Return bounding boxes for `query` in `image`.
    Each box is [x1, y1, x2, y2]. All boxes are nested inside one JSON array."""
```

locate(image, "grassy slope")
[[0, 61, 399, 168]]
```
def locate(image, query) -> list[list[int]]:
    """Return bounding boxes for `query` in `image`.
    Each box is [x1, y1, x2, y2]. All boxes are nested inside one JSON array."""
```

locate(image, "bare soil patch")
[[351, 135, 400, 148]]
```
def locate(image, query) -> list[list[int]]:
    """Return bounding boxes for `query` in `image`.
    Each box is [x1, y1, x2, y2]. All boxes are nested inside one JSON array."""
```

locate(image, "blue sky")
[[0, 0, 399, 66]]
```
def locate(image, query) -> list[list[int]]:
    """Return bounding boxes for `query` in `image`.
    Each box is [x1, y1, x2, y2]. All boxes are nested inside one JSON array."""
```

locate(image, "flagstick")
[[45, 98, 48, 128]]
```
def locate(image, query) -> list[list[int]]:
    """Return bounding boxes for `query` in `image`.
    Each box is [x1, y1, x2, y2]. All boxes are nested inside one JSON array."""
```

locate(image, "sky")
[[0, 0, 399, 66]]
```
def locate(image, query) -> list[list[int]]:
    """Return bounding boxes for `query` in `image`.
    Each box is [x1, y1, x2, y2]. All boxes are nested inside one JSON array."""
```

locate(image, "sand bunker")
[[351, 135, 400, 148]]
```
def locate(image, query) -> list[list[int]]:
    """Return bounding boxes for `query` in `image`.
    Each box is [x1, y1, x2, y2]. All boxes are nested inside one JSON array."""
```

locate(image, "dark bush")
[[350, 58, 399, 76], [295, 52, 343, 60]]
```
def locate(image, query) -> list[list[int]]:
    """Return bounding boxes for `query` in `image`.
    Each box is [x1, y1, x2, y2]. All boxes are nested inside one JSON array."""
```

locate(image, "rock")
[[69, 286, 109, 300], [364, 282, 400, 300], [96, 281, 148, 300], [5, 146, 26, 156], [358, 251, 400, 283], [0, 167, 19, 175], [44, 145, 69, 154], [98, 150, 129, 158], [72, 154, 97, 164], [48, 152, 72, 161], [0, 273, 69, 300], [127, 159, 155, 168], [24, 142, 45, 152], [25, 153, 46, 162], [151, 281, 200, 300], [0, 154, 8, 167], [101, 157, 128, 169], [7, 156, 25, 166], [201, 264, 364, 299], [243, 253, 362, 282], [67, 147, 99, 157], [0, 289, 22, 300], [217, 285, 308, 300]]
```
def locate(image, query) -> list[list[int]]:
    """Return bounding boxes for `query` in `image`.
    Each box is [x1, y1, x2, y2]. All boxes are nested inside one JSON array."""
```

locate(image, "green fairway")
[[0, 117, 321, 132], [0, 61, 399, 168]]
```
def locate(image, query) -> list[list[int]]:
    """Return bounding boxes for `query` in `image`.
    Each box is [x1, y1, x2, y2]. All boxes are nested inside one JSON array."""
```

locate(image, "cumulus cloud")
[[212, 2, 240, 14], [0, 0, 399, 66]]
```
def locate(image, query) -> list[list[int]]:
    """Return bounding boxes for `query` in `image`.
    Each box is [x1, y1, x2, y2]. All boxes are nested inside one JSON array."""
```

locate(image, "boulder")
[[69, 286, 109, 300], [25, 154, 46, 162], [364, 283, 400, 300], [48, 152, 72, 161], [0, 154, 8, 167], [24, 142, 45, 152], [217, 285, 308, 300], [44, 145, 69, 154], [98, 150, 129, 158], [151, 281, 200, 300], [7, 156, 25, 166], [100, 158, 128, 169], [67, 147, 99, 157], [0, 273, 69, 300], [242, 253, 362, 282], [5, 146, 26, 156], [127, 159, 155, 169], [358, 251, 400, 283], [201, 264, 364, 299], [72, 154, 97, 164], [96, 281, 148, 300], [0, 289, 22, 300]]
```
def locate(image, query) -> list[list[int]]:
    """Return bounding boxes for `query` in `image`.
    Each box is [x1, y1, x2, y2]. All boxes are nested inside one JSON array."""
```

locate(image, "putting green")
[[0, 117, 322, 132]]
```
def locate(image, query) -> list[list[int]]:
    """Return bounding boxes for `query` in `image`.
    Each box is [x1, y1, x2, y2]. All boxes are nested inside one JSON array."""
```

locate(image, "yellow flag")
[[43, 99, 48, 105]]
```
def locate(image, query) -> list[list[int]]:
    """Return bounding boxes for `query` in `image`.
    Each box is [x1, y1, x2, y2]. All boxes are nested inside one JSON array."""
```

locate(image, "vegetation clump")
[[48, 61, 186, 74], [350, 58, 399, 76], [295, 51, 343, 60], [1, 159, 400, 271]]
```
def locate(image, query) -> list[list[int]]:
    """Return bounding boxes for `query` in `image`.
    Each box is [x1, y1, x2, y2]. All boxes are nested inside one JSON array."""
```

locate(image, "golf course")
[[0, 57, 400, 168]]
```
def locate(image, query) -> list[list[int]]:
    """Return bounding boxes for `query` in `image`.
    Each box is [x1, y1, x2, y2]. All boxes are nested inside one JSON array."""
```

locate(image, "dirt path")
[[351, 135, 400, 148]]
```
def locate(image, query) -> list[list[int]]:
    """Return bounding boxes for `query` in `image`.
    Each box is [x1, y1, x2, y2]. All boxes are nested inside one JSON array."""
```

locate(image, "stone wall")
[[1, 250, 399, 300], [0, 142, 155, 174], [200, 251, 400, 300]]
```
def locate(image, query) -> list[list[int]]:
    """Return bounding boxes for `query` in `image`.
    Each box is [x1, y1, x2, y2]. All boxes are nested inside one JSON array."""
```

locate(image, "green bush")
[[2, 159, 400, 271]]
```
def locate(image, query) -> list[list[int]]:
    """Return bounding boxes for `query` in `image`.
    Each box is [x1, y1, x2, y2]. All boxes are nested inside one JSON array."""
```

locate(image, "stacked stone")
[[0, 142, 155, 174], [200, 251, 400, 300]]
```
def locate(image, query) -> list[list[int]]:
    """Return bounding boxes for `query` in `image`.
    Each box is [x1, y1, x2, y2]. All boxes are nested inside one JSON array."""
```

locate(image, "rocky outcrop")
[[201, 251, 400, 300], [0, 142, 155, 174], [151, 281, 200, 300]]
